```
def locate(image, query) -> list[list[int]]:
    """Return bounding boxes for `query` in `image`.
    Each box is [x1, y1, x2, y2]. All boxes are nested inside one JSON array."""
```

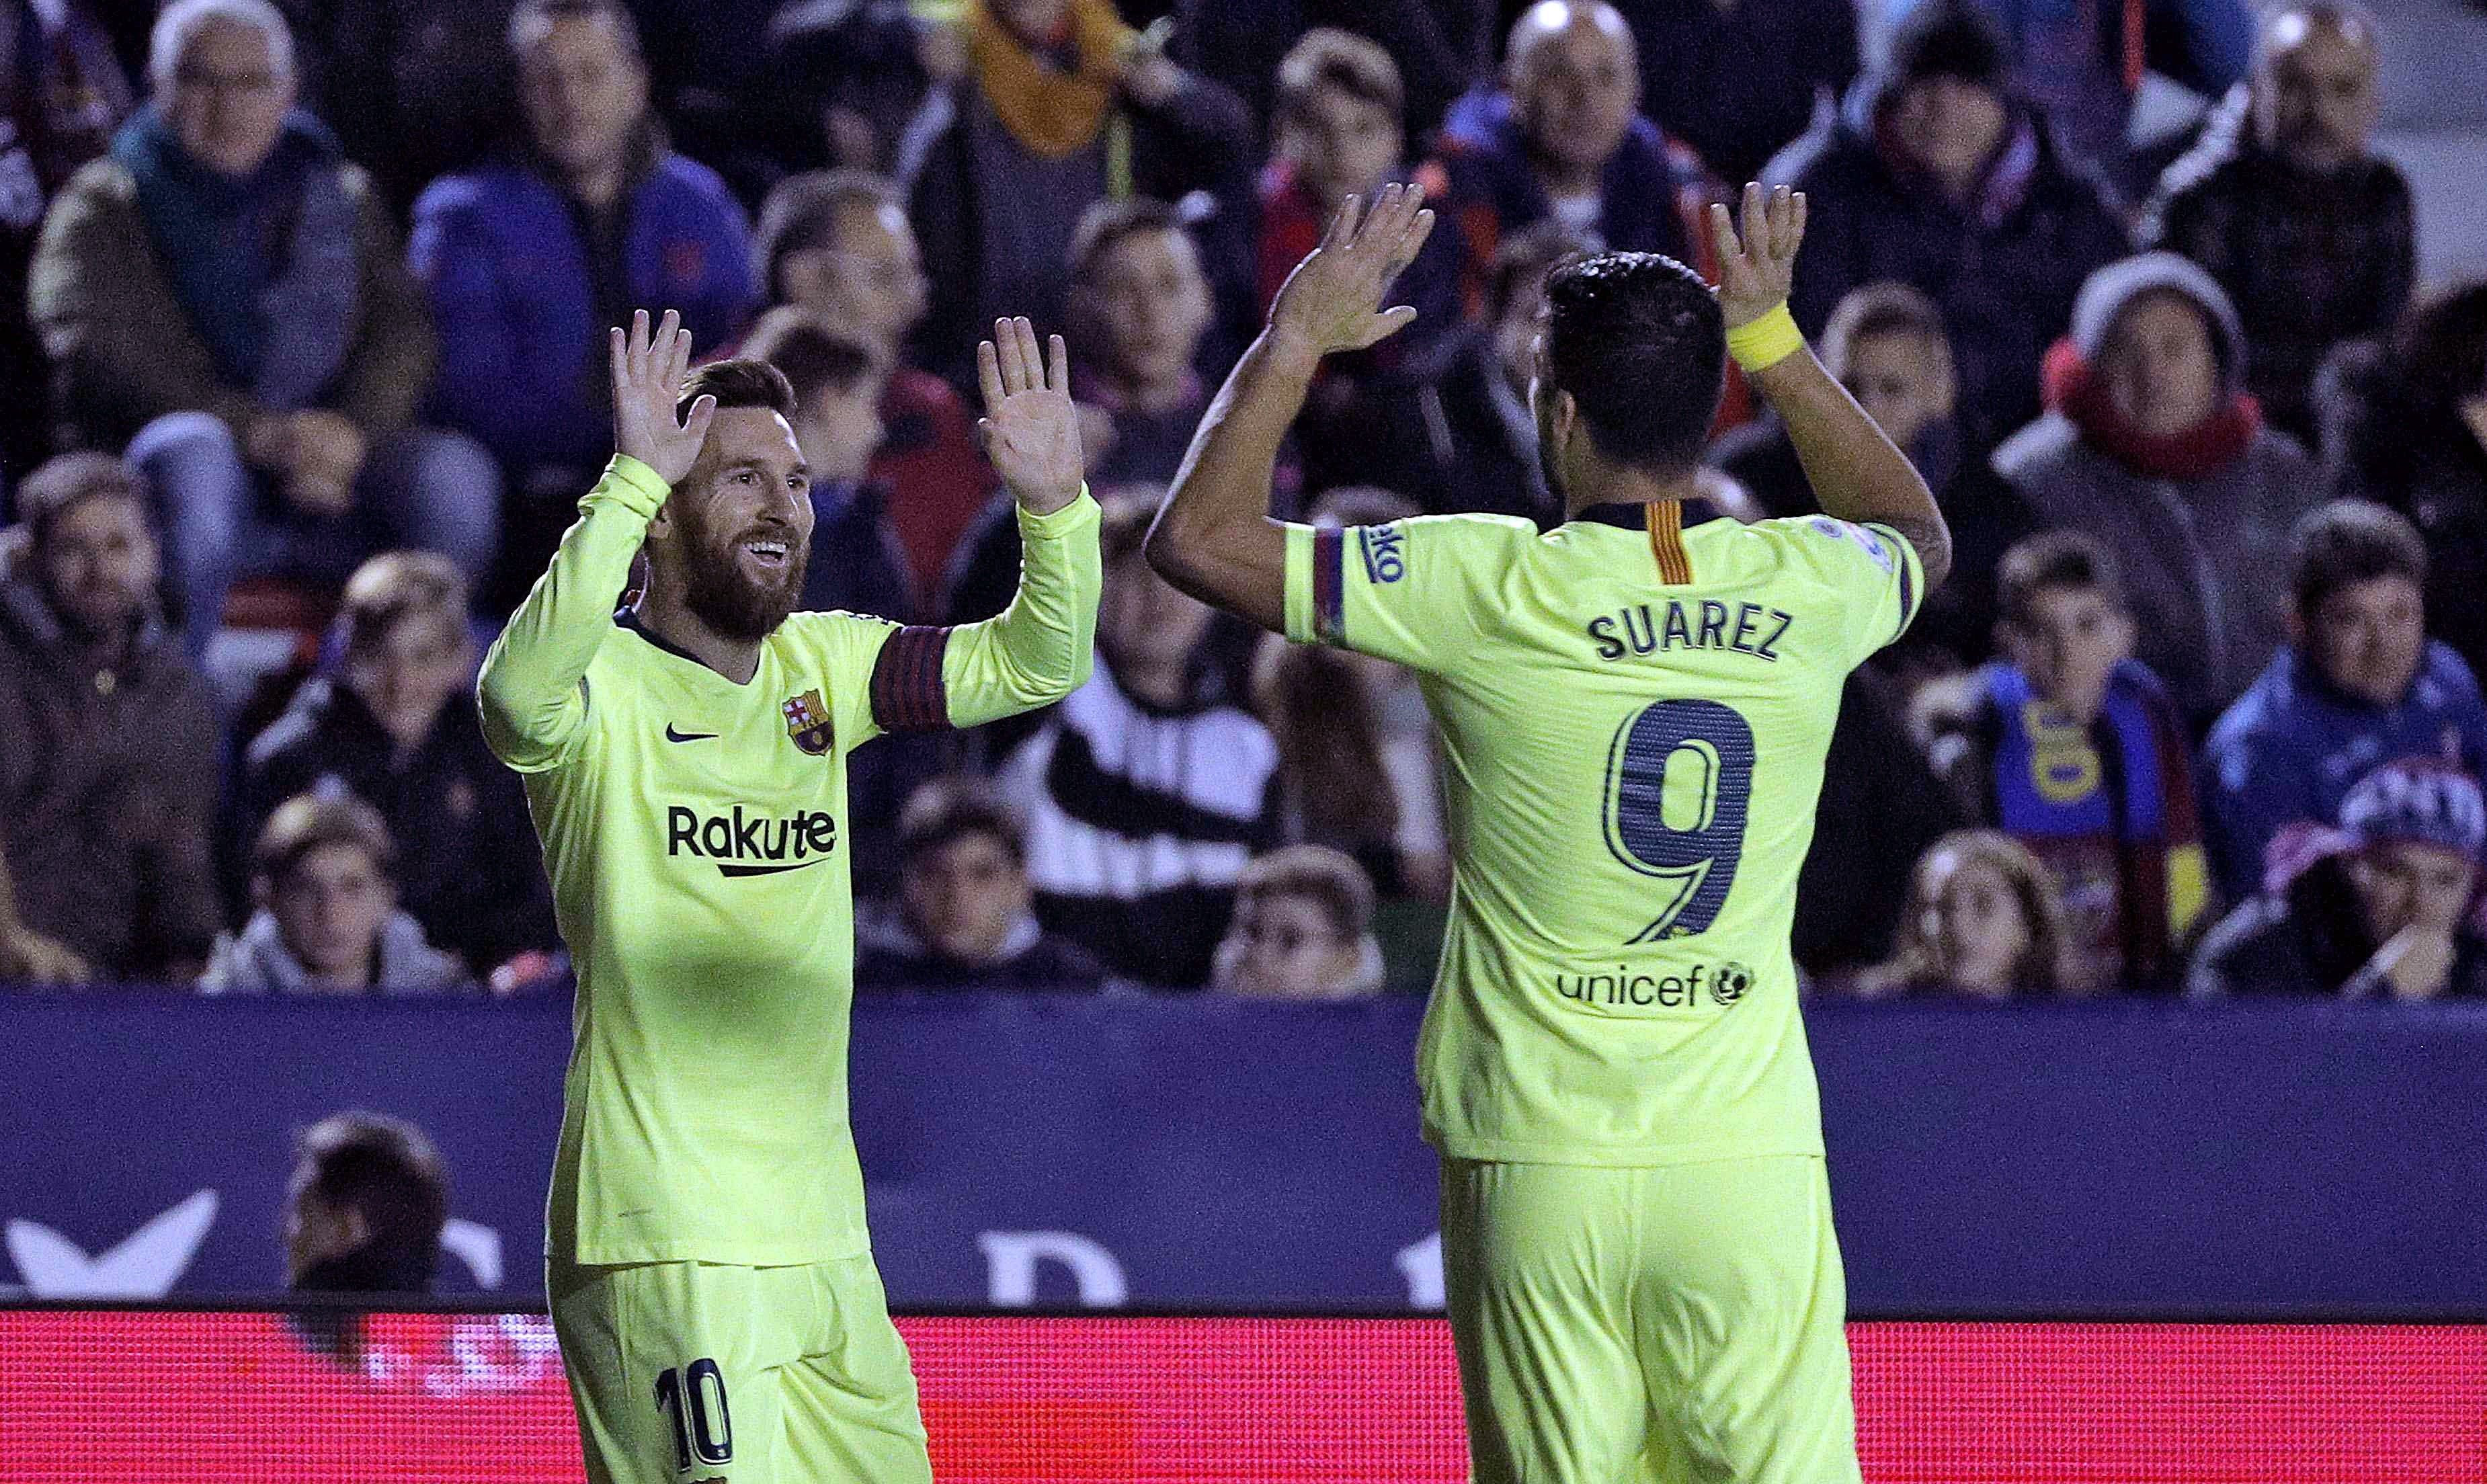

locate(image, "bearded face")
[[654, 405, 815, 643]]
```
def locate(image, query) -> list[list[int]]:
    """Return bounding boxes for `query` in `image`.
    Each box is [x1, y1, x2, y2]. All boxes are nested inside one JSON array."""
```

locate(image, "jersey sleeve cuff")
[[589, 454, 671, 519], [1014, 485, 1100, 540], [1865, 522, 1924, 643]]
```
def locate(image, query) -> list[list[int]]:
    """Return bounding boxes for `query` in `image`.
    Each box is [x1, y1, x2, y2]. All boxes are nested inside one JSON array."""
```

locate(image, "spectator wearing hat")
[[1766, 0, 2128, 454], [1994, 251, 2320, 727], [2142, 3, 2410, 446], [0, 450, 219, 981], [2201, 501, 2487, 905], [202, 791, 474, 995], [2189, 759, 2487, 1000]]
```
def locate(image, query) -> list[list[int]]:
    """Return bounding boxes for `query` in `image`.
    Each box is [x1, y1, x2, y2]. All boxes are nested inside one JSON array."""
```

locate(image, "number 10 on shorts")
[[654, 1358, 733, 1471]]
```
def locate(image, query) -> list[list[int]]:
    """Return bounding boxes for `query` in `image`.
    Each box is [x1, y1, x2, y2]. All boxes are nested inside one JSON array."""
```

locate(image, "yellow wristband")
[[1725, 302, 1804, 373]]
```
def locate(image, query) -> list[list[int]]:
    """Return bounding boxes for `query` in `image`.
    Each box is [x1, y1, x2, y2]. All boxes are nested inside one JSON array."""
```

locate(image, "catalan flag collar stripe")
[[1644, 499, 1693, 585]]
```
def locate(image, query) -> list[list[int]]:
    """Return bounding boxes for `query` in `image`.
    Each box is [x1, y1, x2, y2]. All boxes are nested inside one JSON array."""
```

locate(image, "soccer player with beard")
[[479, 309, 1098, 1483], [1148, 183, 1949, 1481]]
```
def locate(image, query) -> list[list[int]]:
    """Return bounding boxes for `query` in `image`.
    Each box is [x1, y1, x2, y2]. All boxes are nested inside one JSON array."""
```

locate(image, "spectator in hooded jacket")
[[409, 0, 758, 609], [903, 0, 1254, 393], [1765, 0, 2128, 454], [2142, 3, 2410, 447], [753, 169, 997, 599], [1432, 0, 1719, 310], [1880, 0, 2253, 210], [0, 452, 219, 980], [31, 0, 495, 655], [1994, 251, 2320, 729], [2318, 284, 2487, 684], [236, 552, 554, 977], [204, 792, 473, 994], [2200, 501, 2487, 907], [2191, 758, 2487, 1001]]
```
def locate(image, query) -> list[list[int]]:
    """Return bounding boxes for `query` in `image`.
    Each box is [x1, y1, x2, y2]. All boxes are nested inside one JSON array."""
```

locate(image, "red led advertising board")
[[3, 1311, 2480, 1481]]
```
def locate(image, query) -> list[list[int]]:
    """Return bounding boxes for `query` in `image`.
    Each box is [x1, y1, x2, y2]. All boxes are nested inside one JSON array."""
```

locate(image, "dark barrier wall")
[[3, 994, 2482, 1315]]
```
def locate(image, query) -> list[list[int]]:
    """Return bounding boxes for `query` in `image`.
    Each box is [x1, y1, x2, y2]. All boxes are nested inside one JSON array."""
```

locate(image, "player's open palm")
[[977, 317, 1084, 516], [610, 308, 716, 489], [1711, 182, 1807, 331], [1268, 181, 1436, 358]]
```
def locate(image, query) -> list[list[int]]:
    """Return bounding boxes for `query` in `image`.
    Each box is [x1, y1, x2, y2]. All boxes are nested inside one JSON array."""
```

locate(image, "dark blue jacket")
[[408, 153, 758, 476], [1434, 89, 1710, 283], [2201, 643, 2487, 903]]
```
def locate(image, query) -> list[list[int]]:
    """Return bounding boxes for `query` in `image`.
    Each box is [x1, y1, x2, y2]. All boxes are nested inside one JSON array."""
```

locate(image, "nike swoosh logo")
[[665, 726, 718, 743]]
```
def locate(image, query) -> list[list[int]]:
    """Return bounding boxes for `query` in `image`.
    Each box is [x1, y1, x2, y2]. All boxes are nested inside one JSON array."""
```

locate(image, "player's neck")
[[633, 588, 764, 686], [1562, 465, 1703, 517]]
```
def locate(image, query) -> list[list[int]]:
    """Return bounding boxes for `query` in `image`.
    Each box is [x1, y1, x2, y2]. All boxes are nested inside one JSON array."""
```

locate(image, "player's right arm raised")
[[478, 309, 717, 772], [1715, 184, 1953, 591]]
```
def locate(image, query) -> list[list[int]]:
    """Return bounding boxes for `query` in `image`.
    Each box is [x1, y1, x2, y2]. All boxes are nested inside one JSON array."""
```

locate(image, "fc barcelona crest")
[[781, 688, 833, 755]]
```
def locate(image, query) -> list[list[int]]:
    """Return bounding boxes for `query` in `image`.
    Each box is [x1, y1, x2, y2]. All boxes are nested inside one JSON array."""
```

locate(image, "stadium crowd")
[[0, 0, 2482, 1002]]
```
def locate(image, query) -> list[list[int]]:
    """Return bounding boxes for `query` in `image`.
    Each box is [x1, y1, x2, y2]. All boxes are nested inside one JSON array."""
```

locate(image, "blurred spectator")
[[0, 0, 132, 481], [0, 452, 218, 980], [1852, 829, 2073, 997], [1299, 219, 1576, 521], [410, 0, 757, 609], [1067, 197, 1239, 489], [2191, 758, 2487, 1000], [1434, 1, 1716, 299], [2141, 3, 2407, 446], [1173, 0, 1492, 140], [1613, 0, 1861, 186], [203, 791, 473, 994], [1881, 0, 2253, 208], [2317, 285, 2487, 682], [1768, 0, 2128, 453], [737, 305, 932, 897], [1212, 844, 1386, 999], [856, 776, 1108, 991], [1254, 488, 1450, 903], [1924, 531, 2209, 991], [753, 169, 996, 596], [2200, 502, 2487, 906], [0, 837, 87, 984], [904, 0, 1253, 391], [285, 1109, 449, 1293], [235, 552, 554, 977], [1709, 280, 2035, 673], [276, 0, 516, 214], [31, 0, 493, 656], [1994, 251, 2318, 727], [997, 495, 1277, 986], [1793, 666, 1969, 977]]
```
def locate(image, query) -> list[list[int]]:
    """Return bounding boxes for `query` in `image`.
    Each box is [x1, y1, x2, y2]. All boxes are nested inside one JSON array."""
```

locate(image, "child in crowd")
[[1923, 531, 2209, 990], [203, 793, 472, 995], [2191, 759, 2487, 1001], [856, 777, 1108, 992], [1855, 830, 2074, 999], [1212, 846, 1387, 1001]]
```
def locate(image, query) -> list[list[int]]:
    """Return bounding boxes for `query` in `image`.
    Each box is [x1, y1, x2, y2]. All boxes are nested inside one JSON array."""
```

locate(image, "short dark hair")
[[1274, 28, 1404, 126], [507, 0, 641, 57], [13, 451, 145, 551], [1069, 197, 1186, 286], [1996, 529, 2125, 627], [676, 356, 796, 425], [739, 307, 880, 407], [290, 1111, 449, 1288], [1236, 845, 1375, 942], [2291, 499, 2427, 620], [254, 792, 396, 889], [753, 169, 899, 302], [1540, 251, 1725, 477], [1888, 0, 2013, 91], [339, 551, 466, 657], [1487, 221, 1586, 323], [899, 776, 1028, 864]]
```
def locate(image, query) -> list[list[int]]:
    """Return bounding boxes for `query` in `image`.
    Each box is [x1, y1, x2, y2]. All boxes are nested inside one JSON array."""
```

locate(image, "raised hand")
[[610, 308, 716, 488], [1709, 181, 1807, 330], [977, 317, 1084, 516], [1266, 181, 1436, 360]]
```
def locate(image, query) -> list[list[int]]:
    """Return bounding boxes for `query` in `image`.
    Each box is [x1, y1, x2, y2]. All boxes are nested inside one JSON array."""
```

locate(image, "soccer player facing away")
[[479, 311, 1098, 1483], [1149, 183, 1950, 1481]]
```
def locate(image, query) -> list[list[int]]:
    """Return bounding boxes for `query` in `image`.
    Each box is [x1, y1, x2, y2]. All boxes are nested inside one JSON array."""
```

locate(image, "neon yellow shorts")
[[1440, 1154, 1861, 1484], [548, 1252, 931, 1484]]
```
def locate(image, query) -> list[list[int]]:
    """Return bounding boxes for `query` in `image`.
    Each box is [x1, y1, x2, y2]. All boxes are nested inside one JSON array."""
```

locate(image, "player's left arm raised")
[[873, 318, 1100, 735], [1146, 184, 1434, 632]]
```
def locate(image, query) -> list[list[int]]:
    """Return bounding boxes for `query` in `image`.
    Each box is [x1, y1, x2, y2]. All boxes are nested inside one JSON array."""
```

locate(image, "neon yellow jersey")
[[1285, 502, 1922, 1166], [481, 456, 1100, 1265]]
